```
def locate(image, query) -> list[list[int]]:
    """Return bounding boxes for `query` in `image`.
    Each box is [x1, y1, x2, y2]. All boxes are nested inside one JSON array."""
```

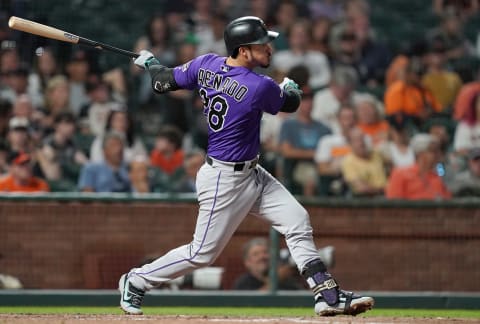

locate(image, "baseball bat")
[[8, 16, 139, 58]]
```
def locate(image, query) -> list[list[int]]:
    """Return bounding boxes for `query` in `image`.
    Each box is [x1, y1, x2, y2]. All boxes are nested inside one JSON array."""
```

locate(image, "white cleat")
[[315, 290, 374, 316], [118, 273, 145, 315]]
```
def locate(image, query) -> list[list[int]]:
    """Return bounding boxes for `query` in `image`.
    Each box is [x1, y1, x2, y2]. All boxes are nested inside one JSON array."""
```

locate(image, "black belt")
[[206, 156, 258, 171]]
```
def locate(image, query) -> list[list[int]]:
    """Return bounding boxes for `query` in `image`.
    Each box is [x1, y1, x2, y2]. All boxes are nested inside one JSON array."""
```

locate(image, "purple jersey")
[[173, 54, 285, 162]]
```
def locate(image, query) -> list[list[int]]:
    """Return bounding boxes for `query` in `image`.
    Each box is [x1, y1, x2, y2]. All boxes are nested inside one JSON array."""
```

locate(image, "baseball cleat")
[[118, 273, 145, 315], [315, 290, 374, 316]]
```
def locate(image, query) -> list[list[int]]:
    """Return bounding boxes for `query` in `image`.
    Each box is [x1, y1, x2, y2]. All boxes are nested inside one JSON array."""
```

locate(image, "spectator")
[[89, 105, 147, 163], [0, 142, 8, 175], [448, 147, 480, 197], [173, 149, 206, 193], [0, 151, 49, 192], [355, 94, 389, 148], [314, 105, 356, 196], [0, 64, 40, 108], [189, 0, 215, 53], [379, 115, 415, 170], [271, 19, 331, 90], [11, 95, 43, 146], [432, 0, 479, 22], [260, 111, 289, 177], [347, 10, 392, 87], [233, 238, 333, 291], [311, 65, 362, 133], [232, 238, 270, 290], [453, 73, 480, 121], [0, 48, 20, 87], [196, 12, 228, 56], [36, 112, 88, 190], [128, 155, 151, 194], [341, 127, 387, 197], [232, 237, 302, 291], [308, 0, 344, 21], [78, 131, 131, 193], [150, 125, 185, 176], [65, 49, 90, 115], [453, 92, 480, 156], [384, 57, 442, 125], [279, 86, 331, 196], [79, 78, 115, 137], [386, 133, 451, 200], [421, 38, 463, 112], [28, 46, 59, 108], [0, 98, 12, 139], [271, 0, 299, 51], [309, 16, 332, 55], [131, 13, 175, 105], [6, 117, 32, 154], [426, 10, 476, 62], [40, 75, 72, 134]]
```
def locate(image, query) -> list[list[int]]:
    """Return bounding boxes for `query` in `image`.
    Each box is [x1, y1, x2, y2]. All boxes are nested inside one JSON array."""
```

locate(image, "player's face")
[[245, 43, 273, 68]]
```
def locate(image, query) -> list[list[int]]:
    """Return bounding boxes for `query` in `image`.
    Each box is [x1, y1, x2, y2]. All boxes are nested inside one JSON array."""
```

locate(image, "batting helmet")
[[224, 16, 279, 56]]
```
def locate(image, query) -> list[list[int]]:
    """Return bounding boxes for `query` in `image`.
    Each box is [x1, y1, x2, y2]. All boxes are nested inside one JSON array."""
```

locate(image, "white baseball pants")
[[129, 160, 321, 290]]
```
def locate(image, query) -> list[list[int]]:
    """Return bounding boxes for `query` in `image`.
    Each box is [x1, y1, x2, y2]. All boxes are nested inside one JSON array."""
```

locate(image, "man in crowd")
[[0, 151, 49, 192], [78, 131, 130, 192], [386, 133, 451, 200]]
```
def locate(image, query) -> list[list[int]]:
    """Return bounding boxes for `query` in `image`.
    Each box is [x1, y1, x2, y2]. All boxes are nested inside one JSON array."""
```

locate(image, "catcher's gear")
[[224, 16, 279, 56], [279, 77, 302, 113]]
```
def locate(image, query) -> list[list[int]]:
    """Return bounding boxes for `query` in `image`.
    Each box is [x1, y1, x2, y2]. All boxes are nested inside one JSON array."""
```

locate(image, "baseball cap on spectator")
[[410, 133, 437, 155], [8, 117, 29, 130], [7, 151, 31, 165], [468, 148, 480, 160]]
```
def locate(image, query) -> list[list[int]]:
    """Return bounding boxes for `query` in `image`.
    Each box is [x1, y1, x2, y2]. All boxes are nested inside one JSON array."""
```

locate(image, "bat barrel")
[[8, 16, 139, 59]]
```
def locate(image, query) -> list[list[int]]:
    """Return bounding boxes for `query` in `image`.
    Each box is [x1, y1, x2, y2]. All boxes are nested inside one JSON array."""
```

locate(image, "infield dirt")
[[0, 314, 478, 324]]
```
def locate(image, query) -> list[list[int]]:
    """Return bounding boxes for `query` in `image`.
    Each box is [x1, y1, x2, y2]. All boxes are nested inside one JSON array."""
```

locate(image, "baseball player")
[[119, 16, 374, 316]]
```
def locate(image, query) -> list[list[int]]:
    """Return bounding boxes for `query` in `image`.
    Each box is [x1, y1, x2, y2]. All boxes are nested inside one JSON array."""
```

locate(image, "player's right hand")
[[133, 50, 155, 69]]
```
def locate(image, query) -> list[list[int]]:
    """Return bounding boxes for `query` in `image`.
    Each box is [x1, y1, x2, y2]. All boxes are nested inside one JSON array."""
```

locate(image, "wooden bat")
[[8, 16, 139, 58]]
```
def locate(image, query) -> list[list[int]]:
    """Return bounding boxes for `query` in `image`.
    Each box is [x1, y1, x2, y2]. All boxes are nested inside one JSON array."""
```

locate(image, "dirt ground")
[[0, 315, 478, 324]]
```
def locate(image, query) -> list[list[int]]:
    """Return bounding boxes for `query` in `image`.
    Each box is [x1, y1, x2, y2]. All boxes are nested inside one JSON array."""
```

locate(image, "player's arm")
[[279, 77, 302, 113], [133, 50, 180, 93]]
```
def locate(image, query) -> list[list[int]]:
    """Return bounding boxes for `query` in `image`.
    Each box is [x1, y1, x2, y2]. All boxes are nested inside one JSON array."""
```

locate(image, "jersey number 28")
[[199, 88, 229, 132]]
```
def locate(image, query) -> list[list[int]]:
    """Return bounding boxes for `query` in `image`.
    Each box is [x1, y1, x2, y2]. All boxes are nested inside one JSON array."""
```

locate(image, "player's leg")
[[119, 163, 261, 314], [250, 166, 374, 316]]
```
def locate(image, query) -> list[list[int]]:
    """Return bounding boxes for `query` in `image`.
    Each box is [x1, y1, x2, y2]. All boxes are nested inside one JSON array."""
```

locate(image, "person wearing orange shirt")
[[384, 57, 442, 123], [355, 95, 389, 148], [0, 151, 49, 192], [150, 125, 184, 175], [386, 133, 451, 200]]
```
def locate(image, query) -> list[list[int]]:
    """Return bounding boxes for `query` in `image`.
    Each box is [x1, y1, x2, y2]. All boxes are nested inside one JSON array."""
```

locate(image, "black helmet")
[[224, 16, 279, 55]]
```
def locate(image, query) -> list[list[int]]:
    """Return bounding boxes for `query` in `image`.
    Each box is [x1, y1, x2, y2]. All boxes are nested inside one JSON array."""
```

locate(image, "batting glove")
[[279, 77, 303, 95], [133, 50, 159, 69]]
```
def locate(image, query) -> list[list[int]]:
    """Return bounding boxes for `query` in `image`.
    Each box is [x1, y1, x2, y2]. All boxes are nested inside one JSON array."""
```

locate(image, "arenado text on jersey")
[[197, 68, 248, 102]]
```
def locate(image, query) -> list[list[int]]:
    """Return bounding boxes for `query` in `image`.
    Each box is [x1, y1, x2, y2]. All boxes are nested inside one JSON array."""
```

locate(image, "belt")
[[206, 156, 258, 172]]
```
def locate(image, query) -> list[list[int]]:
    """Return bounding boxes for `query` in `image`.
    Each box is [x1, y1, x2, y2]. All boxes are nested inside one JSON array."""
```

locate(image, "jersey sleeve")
[[257, 76, 286, 115], [172, 55, 205, 90]]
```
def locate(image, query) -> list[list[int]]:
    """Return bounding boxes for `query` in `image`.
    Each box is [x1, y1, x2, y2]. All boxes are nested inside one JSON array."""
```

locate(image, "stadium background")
[[0, 0, 479, 309]]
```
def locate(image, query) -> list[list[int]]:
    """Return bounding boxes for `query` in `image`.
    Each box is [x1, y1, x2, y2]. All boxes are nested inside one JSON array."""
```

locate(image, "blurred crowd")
[[0, 0, 480, 200]]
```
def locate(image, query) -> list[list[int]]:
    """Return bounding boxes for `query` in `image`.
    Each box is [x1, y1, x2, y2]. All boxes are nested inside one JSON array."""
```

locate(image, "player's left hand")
[[134, 50, 155, 69]]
